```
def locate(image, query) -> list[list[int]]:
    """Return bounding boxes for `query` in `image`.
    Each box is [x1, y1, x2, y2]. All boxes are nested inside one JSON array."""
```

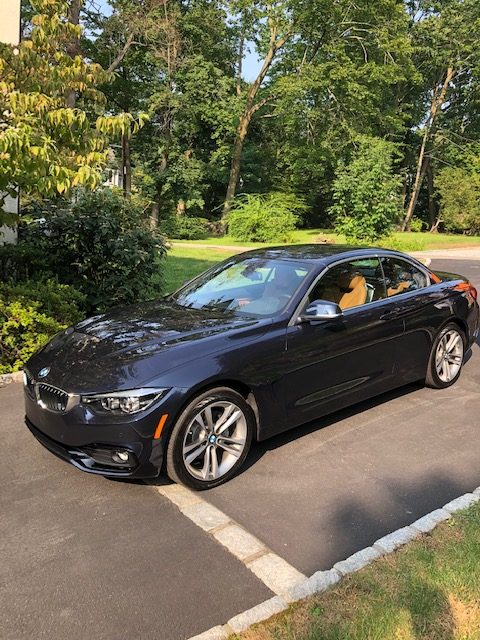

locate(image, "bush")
[[161, 216, 210, 240], [330, 137, 402, 243], [21, 189, 167, 312], [436, 166, 480, 234], [409, 218, 425, 233], [227, 192, 305, 242], [0, 242, 47, 283], [0, 280, 85, 373]]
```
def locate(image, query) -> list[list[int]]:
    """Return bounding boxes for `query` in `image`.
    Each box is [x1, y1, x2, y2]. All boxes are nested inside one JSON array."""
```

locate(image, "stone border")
[[0, 370, 23, 388], [187, 488, 480, 639], [151, 483, 307, 597]]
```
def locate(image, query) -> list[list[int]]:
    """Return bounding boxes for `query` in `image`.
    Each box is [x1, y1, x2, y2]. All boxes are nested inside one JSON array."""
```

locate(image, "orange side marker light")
[[154, 414, 168, 439]]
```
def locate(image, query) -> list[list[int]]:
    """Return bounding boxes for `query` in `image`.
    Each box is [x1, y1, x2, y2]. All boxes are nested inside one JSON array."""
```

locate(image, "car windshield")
[[169, 257, 311, 317]]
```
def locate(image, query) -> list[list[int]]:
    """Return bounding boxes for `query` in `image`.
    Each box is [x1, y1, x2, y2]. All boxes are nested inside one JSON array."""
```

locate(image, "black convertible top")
[[234, 243, 417, 265]]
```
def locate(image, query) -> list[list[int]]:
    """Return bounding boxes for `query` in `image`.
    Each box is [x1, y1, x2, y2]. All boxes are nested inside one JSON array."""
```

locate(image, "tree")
[[0, 0, 143, 224], [90, 0, 239, 224], [401, 0, 480, 230], [330, 137, 402, 243], [222, 0, 293, 216], [234, 0, 417, 224], [436, 156, 480, 234]]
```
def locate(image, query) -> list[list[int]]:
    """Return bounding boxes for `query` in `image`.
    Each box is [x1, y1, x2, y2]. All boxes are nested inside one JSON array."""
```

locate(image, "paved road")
[[1, 258, 480, 639], [0, 387, 272, 640]]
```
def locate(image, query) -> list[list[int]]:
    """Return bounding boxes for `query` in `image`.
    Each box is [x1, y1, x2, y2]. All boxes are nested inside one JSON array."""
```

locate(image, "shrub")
[[227, 192, 306, 242], [0, 242, 48, 283], [330, 137, 402, 243], [0, 280, 85, 373], [161, 216, 210, 240], [409, 218, 425, 233], [22, 189, 167, 312], [436, 166, 480, 234]]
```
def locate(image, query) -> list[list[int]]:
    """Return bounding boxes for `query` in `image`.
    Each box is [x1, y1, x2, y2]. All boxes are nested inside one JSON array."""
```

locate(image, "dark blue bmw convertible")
[[24, 245, 479, 489]]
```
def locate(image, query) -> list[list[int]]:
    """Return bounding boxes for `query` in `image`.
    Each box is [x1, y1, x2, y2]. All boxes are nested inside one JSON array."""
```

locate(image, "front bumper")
[[25, 418, 160, 477], [24, 387, 187, 479]]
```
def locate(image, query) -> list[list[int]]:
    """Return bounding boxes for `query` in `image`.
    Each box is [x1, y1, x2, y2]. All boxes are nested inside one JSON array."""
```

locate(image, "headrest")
[[337, 271, 365, 290], [349, 274, 366, 289]]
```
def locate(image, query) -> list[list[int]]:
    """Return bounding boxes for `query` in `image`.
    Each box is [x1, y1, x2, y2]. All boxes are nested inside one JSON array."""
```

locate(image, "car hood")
[[28, 299, 271, 393]]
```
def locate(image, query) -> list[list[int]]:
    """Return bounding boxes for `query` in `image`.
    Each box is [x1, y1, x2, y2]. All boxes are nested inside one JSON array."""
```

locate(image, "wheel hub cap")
[[435, 329, 463, 383], [182, 400, 248, 482]]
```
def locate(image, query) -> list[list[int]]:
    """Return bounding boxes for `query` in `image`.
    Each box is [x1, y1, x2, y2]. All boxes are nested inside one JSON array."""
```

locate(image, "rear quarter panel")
[[398, 279, 479, 383]]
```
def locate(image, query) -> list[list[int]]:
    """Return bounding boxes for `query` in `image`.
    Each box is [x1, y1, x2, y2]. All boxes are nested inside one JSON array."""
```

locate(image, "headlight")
[[81, 388, 169, 415]]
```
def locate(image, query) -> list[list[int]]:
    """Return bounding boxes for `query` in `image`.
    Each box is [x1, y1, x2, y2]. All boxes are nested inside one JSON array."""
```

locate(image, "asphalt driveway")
[[0, 385, 272, 640], [1, 258, 479, 639]]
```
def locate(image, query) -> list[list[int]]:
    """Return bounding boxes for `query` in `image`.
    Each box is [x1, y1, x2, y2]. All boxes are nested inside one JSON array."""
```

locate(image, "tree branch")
[[107, 33, 135, 73]]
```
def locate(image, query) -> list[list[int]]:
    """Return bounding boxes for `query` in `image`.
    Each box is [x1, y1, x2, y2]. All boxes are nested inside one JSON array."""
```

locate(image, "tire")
[[165, 387, 254, 490], [425, 323, 466, 389]]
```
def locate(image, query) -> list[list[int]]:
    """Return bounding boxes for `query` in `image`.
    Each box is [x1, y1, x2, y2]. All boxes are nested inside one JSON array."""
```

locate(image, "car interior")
[[309, 258, 428, 311], [176, 256, 428, 316], [176, 260, 311, 316]]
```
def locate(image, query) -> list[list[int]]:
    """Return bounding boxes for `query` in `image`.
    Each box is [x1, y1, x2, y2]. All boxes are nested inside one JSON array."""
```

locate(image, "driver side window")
[[308, 258, 386, 311]]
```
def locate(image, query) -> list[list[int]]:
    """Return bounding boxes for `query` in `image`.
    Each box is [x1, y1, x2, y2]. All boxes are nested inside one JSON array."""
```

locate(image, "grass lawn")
[[173, 229, 480, 252], [163, 246, 237, 293], [232, 502, 480, 640]]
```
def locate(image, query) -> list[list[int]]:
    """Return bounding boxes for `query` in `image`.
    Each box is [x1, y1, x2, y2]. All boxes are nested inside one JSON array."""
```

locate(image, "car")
[[24, 245, 479, 489]]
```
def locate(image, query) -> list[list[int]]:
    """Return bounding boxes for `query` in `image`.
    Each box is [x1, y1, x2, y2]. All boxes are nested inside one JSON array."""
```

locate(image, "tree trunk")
[[150, 199, 159, 228], [122, 132, 131, 197], [401, 66, 454, 231], [426, 159, 437, 231], [222, 27, 291, 218], [236, 33, 244, 97], [65, 0, 82, 108], [401, 136, 428, 232], [400, 175, 407, 209], [431, 215, 442, 233], [223, 116, 250, 217]]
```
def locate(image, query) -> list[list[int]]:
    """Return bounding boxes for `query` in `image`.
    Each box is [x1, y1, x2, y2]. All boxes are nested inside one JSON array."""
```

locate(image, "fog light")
[[112, 450, 130, 464]]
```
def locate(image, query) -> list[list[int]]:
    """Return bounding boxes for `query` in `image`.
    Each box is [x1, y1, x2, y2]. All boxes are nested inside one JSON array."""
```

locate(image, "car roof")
[[234, 244, 414, 265]]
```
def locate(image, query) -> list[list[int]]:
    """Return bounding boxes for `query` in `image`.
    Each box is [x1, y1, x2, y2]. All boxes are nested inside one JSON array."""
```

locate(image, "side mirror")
[[298, 299, 343, 323]]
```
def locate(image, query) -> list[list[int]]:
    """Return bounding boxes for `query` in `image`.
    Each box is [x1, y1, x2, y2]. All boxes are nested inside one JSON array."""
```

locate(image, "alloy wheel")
[[182, 401, 248, 481], [434, 329, 464, 383]]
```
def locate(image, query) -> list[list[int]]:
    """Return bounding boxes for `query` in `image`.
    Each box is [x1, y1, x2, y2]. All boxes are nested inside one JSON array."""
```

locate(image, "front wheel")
[[165, 387, 254, 490], [425, 323, 465, 389]]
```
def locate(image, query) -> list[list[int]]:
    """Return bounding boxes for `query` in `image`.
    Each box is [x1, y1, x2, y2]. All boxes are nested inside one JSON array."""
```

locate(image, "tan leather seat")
[[387, 281, 411, 297], [338, 273, 367, 309]]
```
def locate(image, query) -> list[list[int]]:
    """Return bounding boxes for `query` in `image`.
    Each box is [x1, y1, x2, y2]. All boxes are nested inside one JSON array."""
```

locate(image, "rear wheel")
[[166, 387, 254, 490], [425, 323, 465, 389]]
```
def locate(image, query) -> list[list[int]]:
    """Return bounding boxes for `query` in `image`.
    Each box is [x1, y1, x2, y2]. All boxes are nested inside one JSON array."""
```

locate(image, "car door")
[[379, 255, 442, 383], [280, 257, 405, 427]]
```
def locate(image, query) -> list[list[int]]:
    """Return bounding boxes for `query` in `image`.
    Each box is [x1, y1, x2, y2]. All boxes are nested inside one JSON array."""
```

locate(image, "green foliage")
[[161, 216, 210, 240], [436, 165, 480, 234], [4, 0, 480, 242], [330, 138, 403, 243], [22, 189, 167, 312], [0, 279, 85, 374], [0, 241, 46, 283], [0, 0, 146, 224], [227, 192, 306, 242], [409, 218, 425, 233]]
